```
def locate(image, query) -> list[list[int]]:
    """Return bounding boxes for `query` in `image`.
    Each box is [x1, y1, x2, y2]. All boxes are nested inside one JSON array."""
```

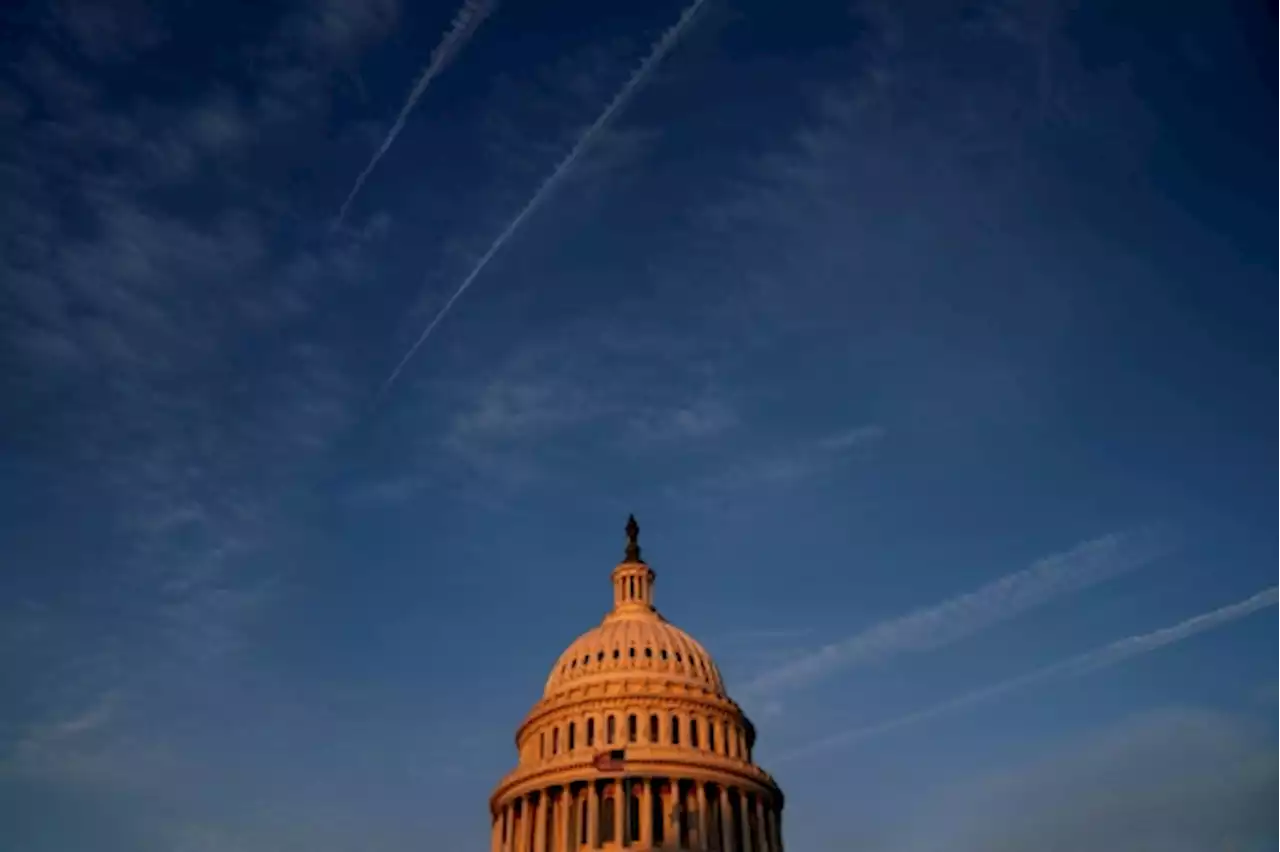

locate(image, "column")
[[753, 797, 767, 852], [557, 787, 572, 852], [519, 793, 529, 849], [719, 789, 734, 852], [696, 783, 708, 849], [740, 793, 754, 852], [772, 808, 783, 852], [492, 810, 502, 852], [534, 791, 548, 852], [587, 782, 600, 850], [665, 780, 681, 849], [621, 778, 631, 847], [639, 778, 653, 849]]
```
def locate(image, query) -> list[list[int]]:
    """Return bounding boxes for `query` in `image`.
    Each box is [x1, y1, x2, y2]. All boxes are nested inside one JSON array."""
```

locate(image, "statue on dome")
[[624, 514, 643, 563]]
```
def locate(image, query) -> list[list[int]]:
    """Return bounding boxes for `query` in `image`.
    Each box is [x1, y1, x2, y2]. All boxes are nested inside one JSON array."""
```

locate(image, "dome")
[[545, 613, 726, 697], [489, 516, 785, 852]]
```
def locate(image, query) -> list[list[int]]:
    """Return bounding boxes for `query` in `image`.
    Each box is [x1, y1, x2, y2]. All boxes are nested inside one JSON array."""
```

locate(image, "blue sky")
[[0, 0, 1275, 849]]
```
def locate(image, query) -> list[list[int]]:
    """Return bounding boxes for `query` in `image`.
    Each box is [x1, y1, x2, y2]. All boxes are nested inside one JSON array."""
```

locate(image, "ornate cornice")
[[490, 755, 782, 815]]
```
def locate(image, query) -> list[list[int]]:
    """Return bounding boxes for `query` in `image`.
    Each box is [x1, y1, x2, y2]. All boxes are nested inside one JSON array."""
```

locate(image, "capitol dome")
[[489, 516, 785, 852]]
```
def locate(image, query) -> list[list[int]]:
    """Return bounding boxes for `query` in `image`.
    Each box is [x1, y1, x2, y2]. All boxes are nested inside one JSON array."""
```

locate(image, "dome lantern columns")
[[491, 775, 782, 852], [609, 515, 656, 617]]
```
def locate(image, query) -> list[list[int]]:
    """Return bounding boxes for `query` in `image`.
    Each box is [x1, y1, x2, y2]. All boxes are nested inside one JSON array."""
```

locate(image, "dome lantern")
[[610, 515, 656, 617]]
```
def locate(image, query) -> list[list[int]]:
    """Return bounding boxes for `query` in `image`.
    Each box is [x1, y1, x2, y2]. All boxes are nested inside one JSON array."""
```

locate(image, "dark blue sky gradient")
[[0, 0, 1274, 849]]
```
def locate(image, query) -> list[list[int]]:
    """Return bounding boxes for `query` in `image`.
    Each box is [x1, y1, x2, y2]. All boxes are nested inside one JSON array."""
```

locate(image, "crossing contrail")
[[773, 585, 1278, 763], [742, 527, 1172, 698], [377, 0, 712, 399], [334, 0, 495, 229]]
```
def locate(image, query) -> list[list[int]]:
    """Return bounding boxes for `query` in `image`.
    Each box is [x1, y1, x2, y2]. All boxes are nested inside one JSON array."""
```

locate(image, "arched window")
[[552, 727, 559, 754], [648, 714, 659, 743], [670, 715, 680, 745], [708, 719, 716, 751], [607, 715, 616, 744], [723, 721, 731, 756], [568, 722, 576, 751], [600, 796, 616, 843], [690, 718, 700, 748], [628, 714, 637, 743], [539, 732, 545, 758], [587, 718, 595, 747]]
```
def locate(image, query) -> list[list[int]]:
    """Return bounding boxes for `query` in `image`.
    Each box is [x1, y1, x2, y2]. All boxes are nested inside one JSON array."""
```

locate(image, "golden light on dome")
[[489, 517, 785, 851]]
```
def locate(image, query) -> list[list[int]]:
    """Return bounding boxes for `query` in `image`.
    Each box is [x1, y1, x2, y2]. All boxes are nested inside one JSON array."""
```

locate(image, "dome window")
[[586, 718, 595, 747], [612, 648, 620, 659], [628, 647, 636, 658], [670, 715, 680, 745], [660, 649, 668, 660], [644, 647, 652, 658]]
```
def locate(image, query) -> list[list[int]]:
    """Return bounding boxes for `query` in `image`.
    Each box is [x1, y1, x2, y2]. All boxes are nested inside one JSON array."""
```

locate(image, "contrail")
[[376, 0, 712, 398], [742, 527, 1172, 698], [773, 585, 1278, 764], [334, 0, 495, 229]]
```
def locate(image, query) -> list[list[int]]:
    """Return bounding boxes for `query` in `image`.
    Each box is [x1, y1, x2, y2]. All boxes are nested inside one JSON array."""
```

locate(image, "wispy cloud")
[[625, 396, 738, 443], [0, 8, 396, 786], [377, 0, 712, 397], [51, 0, 169, 63], [675, 424, 885, 504], [743, 527, 1173, 698], [775, 585, 1278, 763], [334, 0, 495, 227]]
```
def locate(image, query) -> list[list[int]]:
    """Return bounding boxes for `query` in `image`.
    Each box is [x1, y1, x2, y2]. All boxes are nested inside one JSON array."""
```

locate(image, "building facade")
[[489, 517, 785, 852]]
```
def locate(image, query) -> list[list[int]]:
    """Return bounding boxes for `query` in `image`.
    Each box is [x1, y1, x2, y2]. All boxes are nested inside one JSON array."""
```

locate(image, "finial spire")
[[624, 514, 643, 563]]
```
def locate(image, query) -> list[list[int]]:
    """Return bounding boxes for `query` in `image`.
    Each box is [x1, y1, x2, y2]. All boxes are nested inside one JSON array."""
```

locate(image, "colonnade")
[[492, 777, 781, 852]]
